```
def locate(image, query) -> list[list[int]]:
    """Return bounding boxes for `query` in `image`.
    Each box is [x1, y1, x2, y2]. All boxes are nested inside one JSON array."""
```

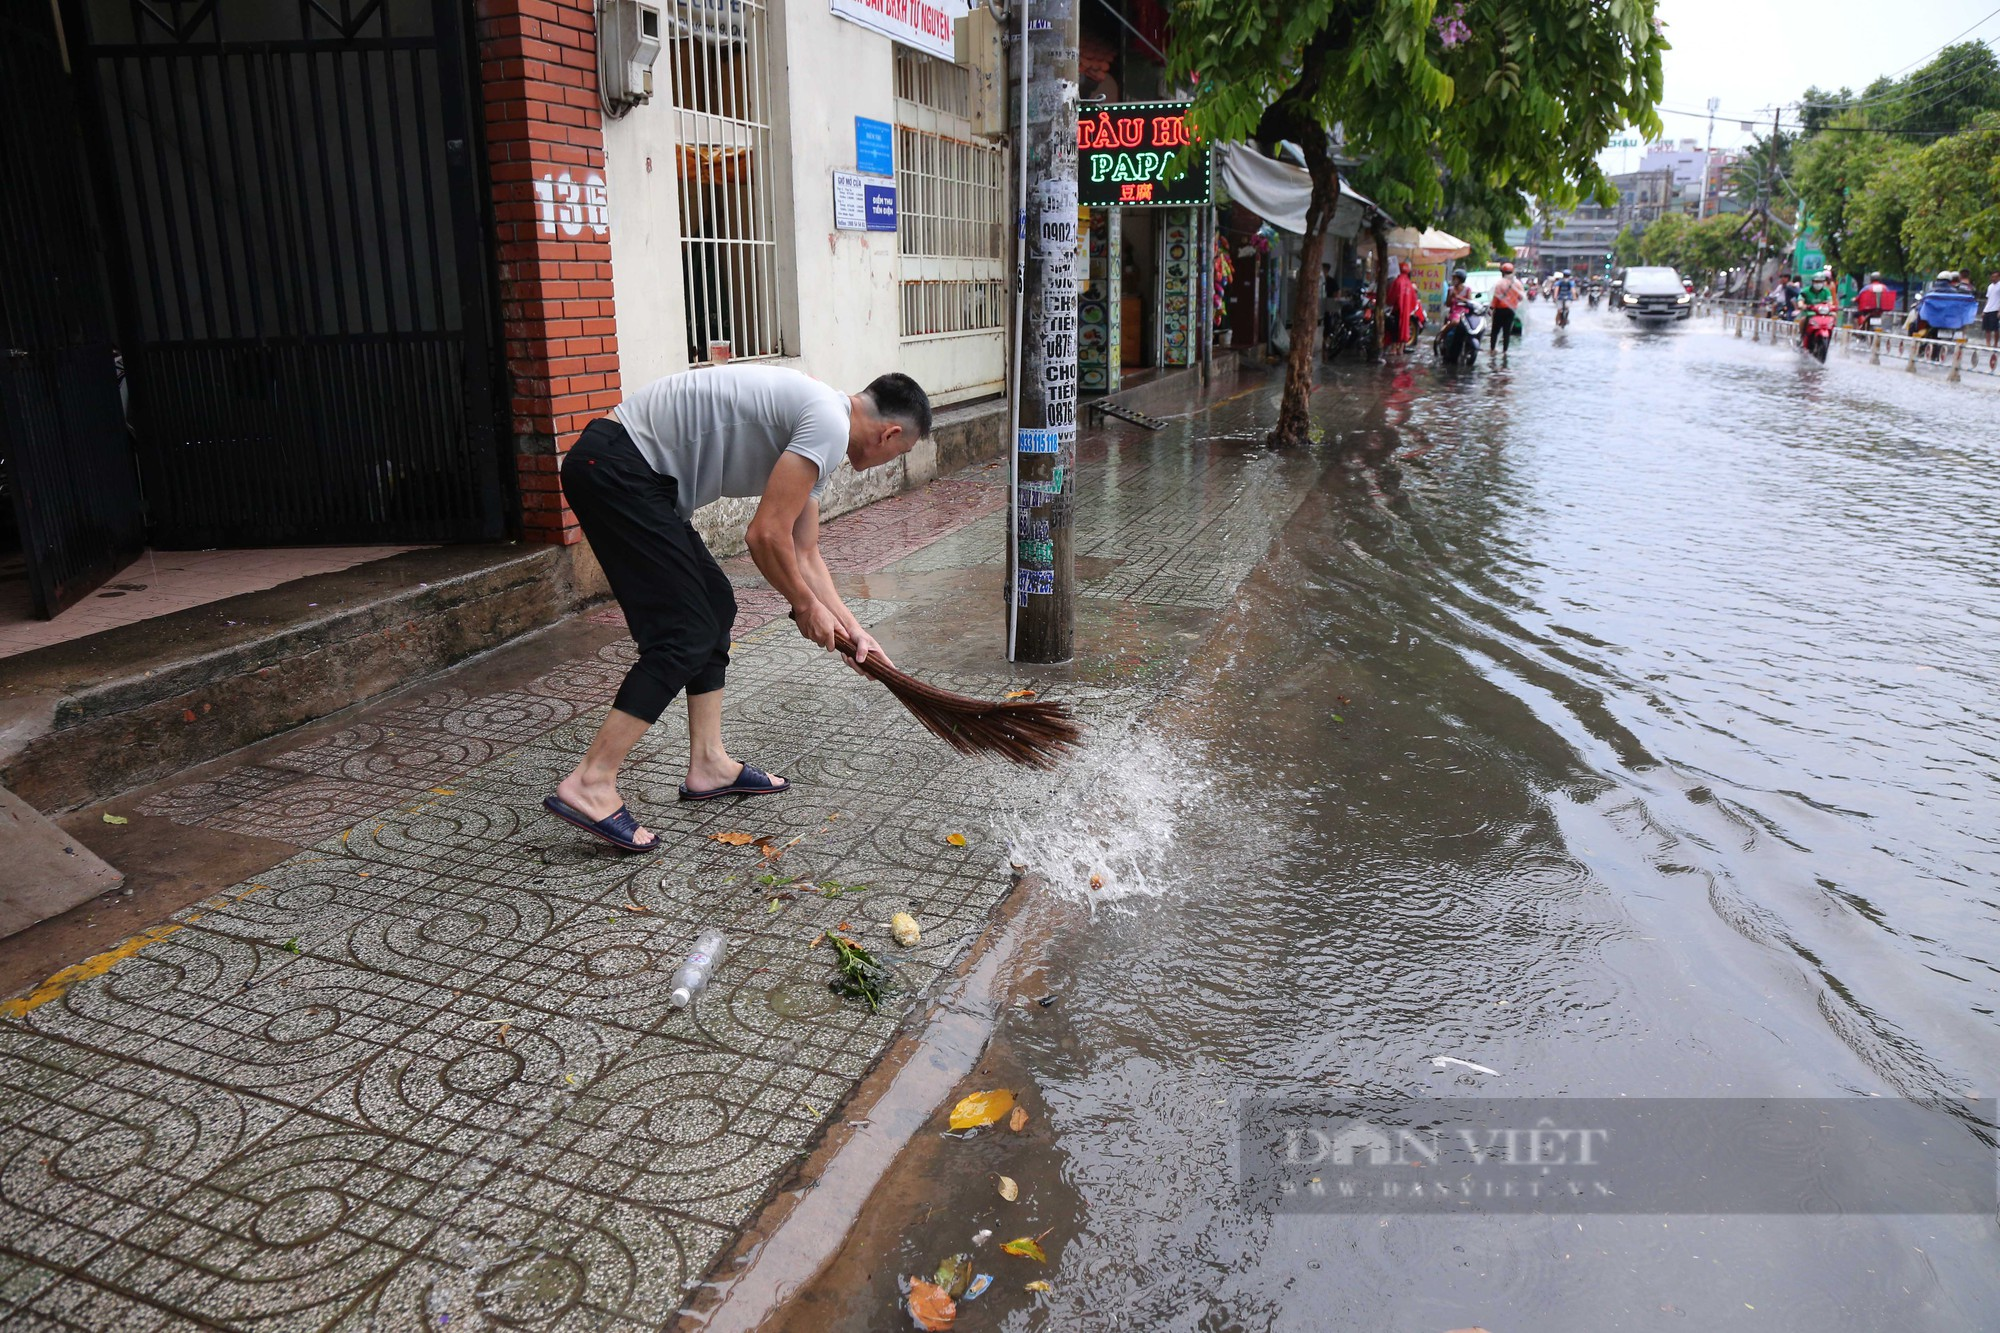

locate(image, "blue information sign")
[[864, 183, 897, 232], [855, 117, 894, 177]]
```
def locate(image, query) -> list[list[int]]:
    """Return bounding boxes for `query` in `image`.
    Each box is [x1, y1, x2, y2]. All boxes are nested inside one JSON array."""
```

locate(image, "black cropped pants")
[[561, 418, 736, 724]]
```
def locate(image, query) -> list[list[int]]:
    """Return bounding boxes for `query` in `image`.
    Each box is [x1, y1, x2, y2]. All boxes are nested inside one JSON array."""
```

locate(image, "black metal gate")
[[64, 0, 506, 548], [0, 3, 150, 619]]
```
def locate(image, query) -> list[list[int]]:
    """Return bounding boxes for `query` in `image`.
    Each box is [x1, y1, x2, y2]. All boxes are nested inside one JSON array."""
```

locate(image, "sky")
[[1593, 0, 2000, 173]]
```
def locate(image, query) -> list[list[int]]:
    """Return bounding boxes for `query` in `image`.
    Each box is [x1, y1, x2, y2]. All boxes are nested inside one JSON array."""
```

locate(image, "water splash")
[[999, 721, 1218, 905]]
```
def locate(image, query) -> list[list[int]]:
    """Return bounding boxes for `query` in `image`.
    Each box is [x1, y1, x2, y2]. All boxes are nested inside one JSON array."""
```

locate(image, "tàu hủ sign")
[[1076, 102, 1210, 208]]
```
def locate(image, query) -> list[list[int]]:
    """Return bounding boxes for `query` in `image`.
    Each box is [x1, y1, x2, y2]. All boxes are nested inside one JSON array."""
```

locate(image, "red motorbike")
[[1800, 301, 1836, 363]]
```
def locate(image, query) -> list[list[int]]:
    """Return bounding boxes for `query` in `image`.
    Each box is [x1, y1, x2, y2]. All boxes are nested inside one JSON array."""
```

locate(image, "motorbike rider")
[[1854, 272, 1894, 329], [1553, 270, 1577, 323], [1435, 268, 1473, 355], [1489, 262, 1526, 352], [1800, 267, 1834, 313]]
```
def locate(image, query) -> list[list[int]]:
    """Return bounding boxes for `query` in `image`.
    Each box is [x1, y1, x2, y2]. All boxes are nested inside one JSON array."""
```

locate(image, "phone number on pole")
[[1017, 428, 1075, 454]]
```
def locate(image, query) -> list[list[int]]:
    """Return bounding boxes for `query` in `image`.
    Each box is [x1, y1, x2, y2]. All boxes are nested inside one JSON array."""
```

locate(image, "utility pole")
[[1699, 96, 1719, 219], [1007, 0, 1079, 664], [1750, 104, 1780, 304]]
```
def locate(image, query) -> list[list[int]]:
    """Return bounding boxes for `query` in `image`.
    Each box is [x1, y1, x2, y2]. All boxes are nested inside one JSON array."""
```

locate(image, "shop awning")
[[1386, 226, 1472, 260], [1213, 142, 1387, 240]]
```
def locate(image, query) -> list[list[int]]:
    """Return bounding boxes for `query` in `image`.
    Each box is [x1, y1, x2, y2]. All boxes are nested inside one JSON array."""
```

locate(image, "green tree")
[[1791, 123, 1888, 276], [1636, 211, 1689, 268], [1612, 224, 1642, 268], [1844, 140, 1920, 288], [1863, 41, 2000, 140], [1169, 0, 1666, 446], [1727, 130, 1794, 222], [1900, 111, 2000, 274]]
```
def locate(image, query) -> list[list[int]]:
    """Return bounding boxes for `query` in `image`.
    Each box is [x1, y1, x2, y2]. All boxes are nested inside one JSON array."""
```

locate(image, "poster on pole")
[[828, 0, 968, 60]]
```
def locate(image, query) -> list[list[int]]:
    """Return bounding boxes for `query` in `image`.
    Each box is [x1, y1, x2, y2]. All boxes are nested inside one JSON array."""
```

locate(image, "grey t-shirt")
[[612, 366, 850, 519]]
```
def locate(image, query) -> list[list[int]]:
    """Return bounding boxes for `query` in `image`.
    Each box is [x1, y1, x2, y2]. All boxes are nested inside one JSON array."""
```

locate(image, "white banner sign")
[[829, 0, 967, 60]]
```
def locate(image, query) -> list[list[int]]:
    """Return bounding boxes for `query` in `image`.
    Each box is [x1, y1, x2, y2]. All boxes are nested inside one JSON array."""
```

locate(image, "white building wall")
[[597, 0, 1003, 550], [599, 1, 1002, 405]]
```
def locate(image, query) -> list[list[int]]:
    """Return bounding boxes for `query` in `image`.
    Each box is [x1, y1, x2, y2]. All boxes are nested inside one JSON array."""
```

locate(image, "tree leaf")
[[101, 813, 130, 825], [997, 1174, 1018, 1202], [710, 831, 755, 846], [1001, 1236, 1046, 1262], [1009, 1105, 1030, 1133], [1025, 1280, 1052, 1293], [948, 1089, 1015, 1130], [906, 1276, 957, 1330], [934, 1252, 974, 1297], [945, 833, 968, 847]]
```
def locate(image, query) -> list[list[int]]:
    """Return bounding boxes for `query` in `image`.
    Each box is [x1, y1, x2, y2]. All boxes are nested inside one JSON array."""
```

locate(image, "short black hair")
[[863, 372, 933, 440]]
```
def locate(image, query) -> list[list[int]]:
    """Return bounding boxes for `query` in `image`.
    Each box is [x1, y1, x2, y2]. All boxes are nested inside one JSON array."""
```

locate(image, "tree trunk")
[[1373, 226, 1389, 354], [1270, 147, 1340, 448]]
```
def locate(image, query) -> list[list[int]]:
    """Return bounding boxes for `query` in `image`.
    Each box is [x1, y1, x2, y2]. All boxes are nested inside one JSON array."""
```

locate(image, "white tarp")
[[1213, 142, 1384, 239]]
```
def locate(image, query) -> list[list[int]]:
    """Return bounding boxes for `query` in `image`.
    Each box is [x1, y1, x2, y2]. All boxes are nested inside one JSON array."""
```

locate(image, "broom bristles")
[[834, 632, 1081, 769]]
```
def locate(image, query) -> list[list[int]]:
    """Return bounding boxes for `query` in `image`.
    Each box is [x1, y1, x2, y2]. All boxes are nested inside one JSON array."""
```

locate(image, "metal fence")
[[1714, 309, 2000, 381]]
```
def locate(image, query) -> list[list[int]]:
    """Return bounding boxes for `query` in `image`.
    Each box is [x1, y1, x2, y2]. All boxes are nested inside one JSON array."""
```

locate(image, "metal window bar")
[[894, 49, 1004, 338], [669, 0, 780, 362]]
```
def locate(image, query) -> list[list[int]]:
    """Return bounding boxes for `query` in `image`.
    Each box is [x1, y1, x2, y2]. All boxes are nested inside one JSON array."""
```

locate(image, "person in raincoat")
[[1386, 261, 1425, 352]]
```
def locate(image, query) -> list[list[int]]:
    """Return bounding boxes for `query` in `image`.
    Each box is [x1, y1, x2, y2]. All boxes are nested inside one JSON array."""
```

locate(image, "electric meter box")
[[602, 1, 662, 112]]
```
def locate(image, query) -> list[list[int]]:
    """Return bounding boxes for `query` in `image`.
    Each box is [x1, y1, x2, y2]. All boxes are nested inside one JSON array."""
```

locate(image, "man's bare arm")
[[746, 454, 843, 651], [789, 495, 893, 667]]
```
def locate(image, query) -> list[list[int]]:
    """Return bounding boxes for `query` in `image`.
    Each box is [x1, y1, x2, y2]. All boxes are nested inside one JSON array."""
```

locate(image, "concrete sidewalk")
[[0, 375, 1312, 1330]]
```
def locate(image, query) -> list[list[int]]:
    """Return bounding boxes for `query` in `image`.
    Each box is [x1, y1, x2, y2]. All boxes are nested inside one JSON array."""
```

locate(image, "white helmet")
[[1938, 270, 1957, 281]]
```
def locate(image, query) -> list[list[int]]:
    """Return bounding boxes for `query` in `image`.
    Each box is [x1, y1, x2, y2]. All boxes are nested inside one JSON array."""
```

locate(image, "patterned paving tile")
[[2, 402, 1318, 1327]]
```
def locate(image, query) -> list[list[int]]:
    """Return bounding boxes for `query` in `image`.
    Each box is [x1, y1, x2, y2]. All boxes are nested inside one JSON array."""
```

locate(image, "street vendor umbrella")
[[1386, 226, 1473, 261]]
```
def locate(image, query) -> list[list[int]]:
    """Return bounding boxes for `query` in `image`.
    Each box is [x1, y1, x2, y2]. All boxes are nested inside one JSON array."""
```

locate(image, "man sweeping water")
[[543, 365, 933, 853]]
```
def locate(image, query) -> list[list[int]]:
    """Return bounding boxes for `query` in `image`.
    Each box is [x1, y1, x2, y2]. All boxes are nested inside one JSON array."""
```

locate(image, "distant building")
[[1529, 169, 1676, 275]]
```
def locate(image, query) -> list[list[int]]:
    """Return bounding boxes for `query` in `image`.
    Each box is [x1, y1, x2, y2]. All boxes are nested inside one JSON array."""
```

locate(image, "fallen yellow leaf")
[[907, 1277, 957, 1330], [1009, 1105, 1029, 1133], [945, 833, 968, 847], [710, 831, 755, 846], [1026, 1280, 1052, 1293], [997, 1174, 1018, 1202], [1000, 1236, 1046, 1262], [101, 814, 129, 825], [948, 1088, 1015, 1130]]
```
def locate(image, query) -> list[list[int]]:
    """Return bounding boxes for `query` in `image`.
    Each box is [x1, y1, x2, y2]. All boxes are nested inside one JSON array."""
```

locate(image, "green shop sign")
[[1076, 102, 1210, 208]]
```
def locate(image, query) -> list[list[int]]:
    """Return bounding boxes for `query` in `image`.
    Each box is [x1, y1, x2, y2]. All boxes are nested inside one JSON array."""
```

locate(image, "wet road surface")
[[780, 310, 2000, 1330]]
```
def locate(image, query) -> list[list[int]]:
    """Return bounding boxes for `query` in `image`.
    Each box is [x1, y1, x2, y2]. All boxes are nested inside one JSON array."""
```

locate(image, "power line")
[[1881, 2, 2000, 79]]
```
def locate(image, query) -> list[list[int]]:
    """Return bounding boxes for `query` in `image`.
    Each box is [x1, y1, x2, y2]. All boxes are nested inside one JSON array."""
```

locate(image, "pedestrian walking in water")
[[543, 365, 932, 852], [1984, 270, 2000, 349], [1489, 262, 1526, 353]]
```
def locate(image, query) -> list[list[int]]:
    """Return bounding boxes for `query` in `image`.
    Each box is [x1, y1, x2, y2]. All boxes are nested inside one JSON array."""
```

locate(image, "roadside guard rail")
[[1715, 308, 1999, 382]]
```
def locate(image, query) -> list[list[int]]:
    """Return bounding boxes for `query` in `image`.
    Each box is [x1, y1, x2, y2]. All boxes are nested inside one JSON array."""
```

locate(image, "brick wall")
[[477, 0, 621, 545]]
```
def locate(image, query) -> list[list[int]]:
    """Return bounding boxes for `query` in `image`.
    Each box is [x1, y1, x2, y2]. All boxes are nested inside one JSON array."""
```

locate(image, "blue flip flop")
[[541, 794, 660, 852], [678, 762, 790, 802]]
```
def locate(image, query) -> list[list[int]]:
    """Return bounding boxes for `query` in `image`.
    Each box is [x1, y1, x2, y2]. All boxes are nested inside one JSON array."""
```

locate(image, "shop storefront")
[[1076, 102, 1215, 395]]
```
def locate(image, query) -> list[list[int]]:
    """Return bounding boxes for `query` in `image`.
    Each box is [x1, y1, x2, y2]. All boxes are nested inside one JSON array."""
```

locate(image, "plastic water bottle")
[[669, 929, 728, 1008]]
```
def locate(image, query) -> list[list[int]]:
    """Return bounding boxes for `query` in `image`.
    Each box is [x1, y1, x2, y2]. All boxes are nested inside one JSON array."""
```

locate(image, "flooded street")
[[779, 311, 2000, 1331]]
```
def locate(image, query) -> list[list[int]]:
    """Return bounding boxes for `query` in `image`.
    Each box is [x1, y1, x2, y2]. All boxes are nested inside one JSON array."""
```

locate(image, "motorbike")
[[1587, 286, 1602, 309], [1799, 301, 1836, 363], [1322, 292, 1376, 362], [1436, 302, 1486, 366], [1554, 299, 1570, 329]]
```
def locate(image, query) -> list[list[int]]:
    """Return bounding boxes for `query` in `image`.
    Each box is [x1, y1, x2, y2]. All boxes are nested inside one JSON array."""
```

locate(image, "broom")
[[831, 630, 1082, 769]]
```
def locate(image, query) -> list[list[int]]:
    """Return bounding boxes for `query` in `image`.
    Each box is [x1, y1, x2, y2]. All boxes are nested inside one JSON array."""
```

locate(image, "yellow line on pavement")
[[0, 923, 185, 1019]]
